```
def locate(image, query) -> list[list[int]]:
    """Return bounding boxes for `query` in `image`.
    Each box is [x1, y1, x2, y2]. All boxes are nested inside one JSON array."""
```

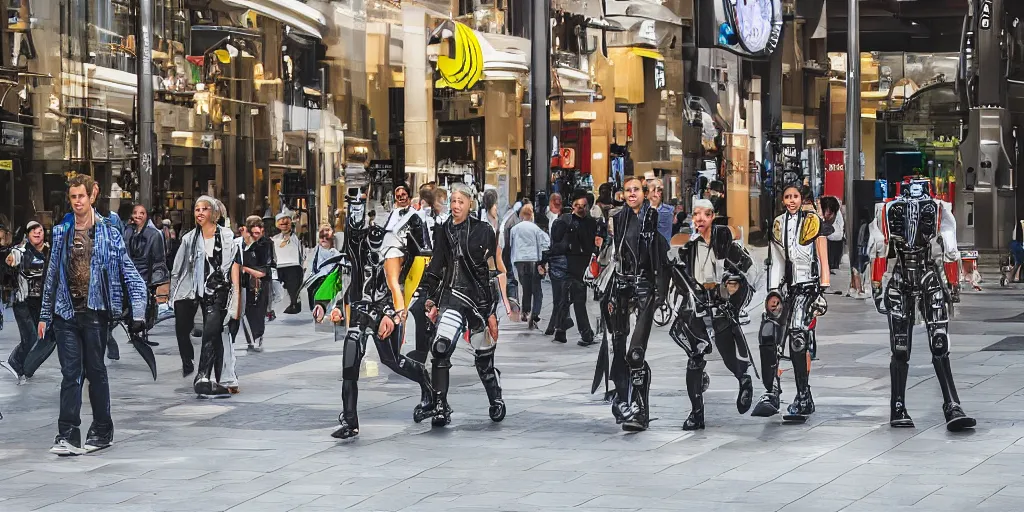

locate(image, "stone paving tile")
[[2, 273, 1024, 511]]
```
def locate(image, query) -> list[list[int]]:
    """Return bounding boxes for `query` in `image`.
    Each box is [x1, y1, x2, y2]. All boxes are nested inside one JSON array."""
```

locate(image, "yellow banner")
[[0, 160, 12, 171]]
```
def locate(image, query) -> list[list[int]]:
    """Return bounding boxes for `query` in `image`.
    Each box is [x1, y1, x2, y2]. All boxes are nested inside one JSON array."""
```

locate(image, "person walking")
[[123, 204, 170, 347], [546, 193, 563, 230], [169, 196, 241, 395], [38, 174, 148, 455], [272, 213, 304, 314], [304, 223, 340, 311], [820, 196, 845, 274], [1, 221, 52, 384], [509, 204, 549, 329], [648, 179, 674, 244], [546, 191, 599, 346]]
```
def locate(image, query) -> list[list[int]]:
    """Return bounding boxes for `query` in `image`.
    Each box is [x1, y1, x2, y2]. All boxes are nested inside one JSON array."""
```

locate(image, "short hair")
[[245, 215, 264, 229], [519, 203, 535, 220], [133, 203, 148, 214], [623, 175, 646, 192], [394, 184, 411, 196], [649, 178, 664, 191], [434, 187, 448, 202], [195, 195, 221, 223], [419, 188, 435, 206], [549, 192, 562, 204], [482, 188, 498, 212], [68, 174, 95, 193], [449, 183, 476, 209]]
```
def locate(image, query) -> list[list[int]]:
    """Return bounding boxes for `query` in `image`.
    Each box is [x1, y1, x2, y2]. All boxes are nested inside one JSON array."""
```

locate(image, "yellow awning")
[[630, 48, 664, 61], [782, 122, 804, 131]]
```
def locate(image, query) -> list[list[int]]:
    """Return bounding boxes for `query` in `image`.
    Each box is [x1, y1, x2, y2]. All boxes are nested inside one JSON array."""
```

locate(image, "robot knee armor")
[[627, 347, 646, 369], [430, 309, 466, 359], [929, 330, 950, 357], [789, 331, 808, 353], [758, 316, 780, 348], [341, 329, 364, 381]]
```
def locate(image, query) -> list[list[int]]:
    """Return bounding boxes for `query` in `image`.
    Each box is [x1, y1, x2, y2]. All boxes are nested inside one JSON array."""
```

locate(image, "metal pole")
[[137, 0, 155, 207], [531, 0, 551, 200], [845, 0, 860, 274]]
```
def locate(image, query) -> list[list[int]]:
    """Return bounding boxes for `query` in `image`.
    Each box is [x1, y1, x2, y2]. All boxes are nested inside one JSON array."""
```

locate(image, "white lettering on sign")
[[980, 0, 992, 30]]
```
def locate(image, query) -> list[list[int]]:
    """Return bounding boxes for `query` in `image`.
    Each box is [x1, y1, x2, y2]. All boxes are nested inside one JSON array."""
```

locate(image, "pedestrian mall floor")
[[2, 260, 1024, 511]]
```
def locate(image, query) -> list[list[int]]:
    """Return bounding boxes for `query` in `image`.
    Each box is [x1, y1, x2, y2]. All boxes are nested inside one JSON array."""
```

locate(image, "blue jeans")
[[53, 311, 113, 437]]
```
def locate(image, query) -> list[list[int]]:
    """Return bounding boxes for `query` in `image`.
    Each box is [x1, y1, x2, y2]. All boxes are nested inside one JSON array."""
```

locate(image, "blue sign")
[[875, 179, 888, 200]]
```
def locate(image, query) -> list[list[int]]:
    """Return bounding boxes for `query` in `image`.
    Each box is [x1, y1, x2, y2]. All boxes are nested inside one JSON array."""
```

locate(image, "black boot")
[[737, 375, 753, 414], [683, 359, 706, 431], [412, 363, 434, 423], [474, 349, 506, 422], [943, 402, 976, 432], [622, 363, 651, 432], [751, 391, 781, 417], [931, 352, 976, 431], [332, 380, 359, 439], [431, 357, 453, 427], [890, 359, 914, 427], [784, 389, 815, 422]]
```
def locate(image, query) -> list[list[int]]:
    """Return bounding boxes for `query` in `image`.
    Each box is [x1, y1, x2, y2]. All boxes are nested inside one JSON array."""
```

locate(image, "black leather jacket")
[[124, 222, 169, 286], [418, 216, 498, 326], [611, 202, 670, 299]]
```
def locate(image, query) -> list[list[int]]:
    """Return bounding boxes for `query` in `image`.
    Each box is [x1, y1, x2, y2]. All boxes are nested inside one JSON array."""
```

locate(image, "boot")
[[683, 359, 706, 431], [784, 389, 815, 422], [751, 391, 780, 417], [431, 357, 453, 427], [474, 349, 506, 422], [412, 364, 435, 423], [622, 363, 651, 432], [943, 402, 976, 432], [890, 359, 914, 428], [737, 374, 753, 414], [332, 380, 359, 439]]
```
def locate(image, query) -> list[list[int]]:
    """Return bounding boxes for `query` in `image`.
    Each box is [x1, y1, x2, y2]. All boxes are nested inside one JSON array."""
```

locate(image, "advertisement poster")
[[823, 149, 845, 200]]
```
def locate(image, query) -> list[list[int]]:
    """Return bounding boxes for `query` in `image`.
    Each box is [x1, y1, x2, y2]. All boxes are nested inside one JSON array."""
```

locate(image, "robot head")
[[346, 197, 367, 230], [364, 225, 386, 265], [901, 179, 931, 199]]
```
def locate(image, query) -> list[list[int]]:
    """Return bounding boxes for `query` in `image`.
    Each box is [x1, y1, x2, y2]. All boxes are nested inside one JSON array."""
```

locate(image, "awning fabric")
[[630, 47, 664, 61], [222, 0, 327, 39]]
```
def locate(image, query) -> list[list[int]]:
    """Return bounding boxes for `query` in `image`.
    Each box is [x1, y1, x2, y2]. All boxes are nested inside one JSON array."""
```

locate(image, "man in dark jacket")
[[123, 204, 169, 350], [546, 191, 599, 346]]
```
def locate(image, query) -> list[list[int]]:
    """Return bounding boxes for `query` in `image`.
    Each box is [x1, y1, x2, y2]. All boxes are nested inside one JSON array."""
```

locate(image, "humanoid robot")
[[752, 183, 830, 423], [600, 176, 670, 432], [669, 199, 756, 430], [415, 183, 506, 427], [314, 192, 434, 439], [870, 180, 975, 431]]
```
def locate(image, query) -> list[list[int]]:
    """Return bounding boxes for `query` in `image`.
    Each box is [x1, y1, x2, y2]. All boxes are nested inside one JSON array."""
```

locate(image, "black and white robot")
[[870, 180, 975, 431]]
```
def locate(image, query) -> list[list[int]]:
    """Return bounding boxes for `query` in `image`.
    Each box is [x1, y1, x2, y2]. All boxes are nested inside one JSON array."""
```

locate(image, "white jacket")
[[768, 210, 824, 290]]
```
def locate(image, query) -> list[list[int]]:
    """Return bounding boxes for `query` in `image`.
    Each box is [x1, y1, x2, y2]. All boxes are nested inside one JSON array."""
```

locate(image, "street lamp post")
[[137, 0, 155, 207], [845, 0, 860, 276], [531, 0, 551, 199]]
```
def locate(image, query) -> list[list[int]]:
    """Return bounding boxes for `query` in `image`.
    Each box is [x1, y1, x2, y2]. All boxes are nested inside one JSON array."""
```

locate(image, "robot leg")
[[471, 331, 505, 422], [373, 329, 435, 424], [622, 296, 655, 432], [606, 295, 633, 421], [784, 328, 814, 421], [885, 282, 914, 427], [923, 278, 976, 431], [428, 309, 466, 427], [333, 328, 366, 439], [751, 313, 782, 417]]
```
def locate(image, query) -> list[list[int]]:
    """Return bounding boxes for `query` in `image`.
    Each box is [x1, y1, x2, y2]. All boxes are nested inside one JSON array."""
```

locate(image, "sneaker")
[[107, 341, 120, 361], [50, 432, 85, 456], [750, 392, 780, 417], [737, 375, 753, 414], [84, 428, 113, 452]]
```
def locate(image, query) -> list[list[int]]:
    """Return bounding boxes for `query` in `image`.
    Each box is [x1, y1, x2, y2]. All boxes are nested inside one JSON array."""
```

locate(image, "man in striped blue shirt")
[[37, 175, 147, 456]]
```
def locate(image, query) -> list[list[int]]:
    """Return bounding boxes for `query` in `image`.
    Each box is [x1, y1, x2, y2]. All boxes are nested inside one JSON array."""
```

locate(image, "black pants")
[[9, 298, 56, 377], [827, 239, 844, 271], [515, 262, 543, 320], [196, 298, 227, 382], [605, 281, 656, 401], [228, 288, 270, 342], [306, 275, 327, 311], [174, 299, 199, 367], [278, 266, 303, 310], [548, 275, 594, 342]]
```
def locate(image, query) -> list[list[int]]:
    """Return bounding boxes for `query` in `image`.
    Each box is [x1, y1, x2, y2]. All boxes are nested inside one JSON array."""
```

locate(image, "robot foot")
[[890, 404, 915, 428], [737, 375, 753, 414], [489, 398, 506, 422], [413, 386, 435, 423], [331, 420, 359, 440], [431, 403, 453, 428], [621, 413, 649, 432], [783, 390, 814, 423], [611, 399, 635, 424], [944, 403, 977, 432], [750, 392, 780, 417], [682, 410, 705, 431]]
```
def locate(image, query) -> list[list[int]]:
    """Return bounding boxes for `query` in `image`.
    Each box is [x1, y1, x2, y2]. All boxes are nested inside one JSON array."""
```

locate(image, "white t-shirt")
[[273, 233, 301, 268], [203, 235, 215, 258]]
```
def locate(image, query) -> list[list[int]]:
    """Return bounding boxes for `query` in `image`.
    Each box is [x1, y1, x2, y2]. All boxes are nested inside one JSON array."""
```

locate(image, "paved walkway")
[[2, 270, 1024, 511]]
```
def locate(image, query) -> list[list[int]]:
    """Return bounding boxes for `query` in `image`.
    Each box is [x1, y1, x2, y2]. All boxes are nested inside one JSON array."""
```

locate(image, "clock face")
[[731, 0, 774, 53]]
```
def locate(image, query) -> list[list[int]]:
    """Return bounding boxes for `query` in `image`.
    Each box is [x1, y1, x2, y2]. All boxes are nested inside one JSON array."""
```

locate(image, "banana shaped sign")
[[430, 20, 484, 91]]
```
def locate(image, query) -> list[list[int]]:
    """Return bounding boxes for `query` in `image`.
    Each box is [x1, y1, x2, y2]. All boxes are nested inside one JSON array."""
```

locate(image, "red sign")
[[823, 149, 845, 200]]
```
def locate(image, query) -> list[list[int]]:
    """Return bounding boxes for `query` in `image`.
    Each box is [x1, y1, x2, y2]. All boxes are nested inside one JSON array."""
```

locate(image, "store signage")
[[980, 0, 992, 30], [0, 160, 11, 171], [654, 61, 666, 90], [823, 149, 845, 199], [730, 0, 782, 54], [433, 21, 484, 91]]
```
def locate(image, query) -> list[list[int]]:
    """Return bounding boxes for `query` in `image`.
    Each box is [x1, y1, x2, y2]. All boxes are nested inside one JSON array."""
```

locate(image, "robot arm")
[[767, 218, 784, 291], [871, 203, 890, 286]]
